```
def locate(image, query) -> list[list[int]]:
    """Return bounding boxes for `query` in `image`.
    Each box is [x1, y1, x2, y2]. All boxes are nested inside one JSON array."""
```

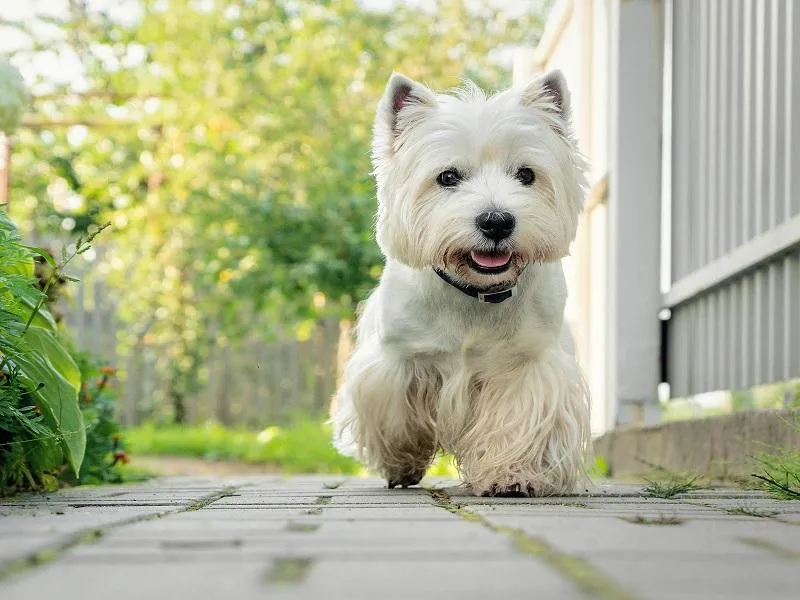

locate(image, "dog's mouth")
[[468, 250, 513, 274]]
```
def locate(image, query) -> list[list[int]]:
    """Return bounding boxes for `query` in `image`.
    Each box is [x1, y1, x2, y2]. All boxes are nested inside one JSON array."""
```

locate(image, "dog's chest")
[[382, 301, 532, 366]]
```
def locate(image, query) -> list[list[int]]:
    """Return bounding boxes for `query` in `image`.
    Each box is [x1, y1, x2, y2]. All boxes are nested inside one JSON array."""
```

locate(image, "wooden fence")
[[48, 241, 344, 428]]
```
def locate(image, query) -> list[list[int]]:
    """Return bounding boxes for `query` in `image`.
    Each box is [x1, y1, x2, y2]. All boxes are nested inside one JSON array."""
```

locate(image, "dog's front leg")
[[453, 349, 590, 497], [333, 338, 439, 488]]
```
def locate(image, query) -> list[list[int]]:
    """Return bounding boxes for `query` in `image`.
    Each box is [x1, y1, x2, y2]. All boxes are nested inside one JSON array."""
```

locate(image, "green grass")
[[124, 419, 362, 475], [751, 448, 800, 500], [124, 419, 461, 477], [642, 473, 702, 498], [750, 416, 800, 500], [726, 505, 778, 518]]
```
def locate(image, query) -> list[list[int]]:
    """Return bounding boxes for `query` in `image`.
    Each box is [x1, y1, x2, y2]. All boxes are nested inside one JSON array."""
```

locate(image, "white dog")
[[332, 69, 590, 497]]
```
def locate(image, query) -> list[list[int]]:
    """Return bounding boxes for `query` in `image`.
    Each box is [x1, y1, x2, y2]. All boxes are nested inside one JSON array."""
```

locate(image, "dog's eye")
[[436, 170, 462, 187], [515, 167, 535, 186]]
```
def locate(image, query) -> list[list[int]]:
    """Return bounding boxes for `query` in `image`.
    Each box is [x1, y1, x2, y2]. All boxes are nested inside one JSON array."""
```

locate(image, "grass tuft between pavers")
[[621, 515, 684, 526], [726, 506, 778, 518], [286, 522, 321, 533], [263, 558, 314, 585], [641, 474, 702, 499], [738, 537, 800, 560]]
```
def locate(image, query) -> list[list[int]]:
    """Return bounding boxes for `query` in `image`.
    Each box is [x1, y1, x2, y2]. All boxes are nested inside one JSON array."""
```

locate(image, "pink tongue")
[[470, 250, 512, 268]]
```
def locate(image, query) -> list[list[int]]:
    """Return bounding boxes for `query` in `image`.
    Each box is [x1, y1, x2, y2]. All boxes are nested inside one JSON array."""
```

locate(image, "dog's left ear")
[[521, 69, 571, 122]]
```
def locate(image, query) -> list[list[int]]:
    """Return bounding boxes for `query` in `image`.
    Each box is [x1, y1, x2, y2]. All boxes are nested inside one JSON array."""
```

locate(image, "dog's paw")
[[479, 482, 535, 498], [386, 470, 425, 490]]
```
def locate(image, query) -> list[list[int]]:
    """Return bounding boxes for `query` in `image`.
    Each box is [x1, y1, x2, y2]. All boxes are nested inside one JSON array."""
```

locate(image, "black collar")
[[433, 267, 517, 304]]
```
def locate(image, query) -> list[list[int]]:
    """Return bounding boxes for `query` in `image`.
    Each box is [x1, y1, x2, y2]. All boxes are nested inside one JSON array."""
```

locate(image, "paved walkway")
[[1, 476, 798, 600]]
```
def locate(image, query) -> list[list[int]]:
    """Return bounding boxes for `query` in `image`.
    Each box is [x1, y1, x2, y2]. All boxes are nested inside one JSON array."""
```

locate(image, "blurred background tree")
[[2, 0, 553, 424]]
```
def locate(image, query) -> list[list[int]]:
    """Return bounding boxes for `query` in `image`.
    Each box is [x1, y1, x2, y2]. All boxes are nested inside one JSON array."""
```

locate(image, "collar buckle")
[[477, 287, 516, 304]]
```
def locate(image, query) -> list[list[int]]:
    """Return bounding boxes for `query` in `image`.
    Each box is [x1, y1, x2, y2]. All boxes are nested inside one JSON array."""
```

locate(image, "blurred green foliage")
[[4, 0, 552, 421]]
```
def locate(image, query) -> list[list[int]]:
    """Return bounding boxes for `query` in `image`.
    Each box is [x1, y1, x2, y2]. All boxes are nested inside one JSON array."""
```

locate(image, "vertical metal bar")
[[789, 0, 800, 218], [754, 0, 767, 238], [717, 287, 727, 393], [769, 262, 781, 384], [742, 0, 754, 245], [670, 307, 685, 397], [729, 278, 740, 392], [730, 0, 742, 253], [754, 269, 766, 386], [697, 0, 708, 270], [694, 299, 702, 396], [672, 0, 688, 283], [769, 0, 785, 227], [707, 0, 718, 264], [717, 0, 729, 258], [789, 254, 800, 380], [752, 270, 761, 387], [707, 293, 717, 392], [740, 274, 751, 390], [693, 301, 702, 395], [661, 0, 674, 295]]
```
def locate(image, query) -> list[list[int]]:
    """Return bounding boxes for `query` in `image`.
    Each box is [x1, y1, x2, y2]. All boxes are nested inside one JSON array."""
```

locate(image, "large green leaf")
[[13, 283, 57, 331], [13, 326, 85, 475], [21, 326, 81, 390]]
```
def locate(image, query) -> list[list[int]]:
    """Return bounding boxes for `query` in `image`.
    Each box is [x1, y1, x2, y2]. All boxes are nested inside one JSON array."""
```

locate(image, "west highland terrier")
[[332, 69, 590, 497]]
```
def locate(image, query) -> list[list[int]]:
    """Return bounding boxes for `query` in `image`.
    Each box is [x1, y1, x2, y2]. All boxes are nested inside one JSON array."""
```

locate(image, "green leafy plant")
[[1, 211, 111, 493], [0, 368, 61, 494], [61, 348, 128, 485]]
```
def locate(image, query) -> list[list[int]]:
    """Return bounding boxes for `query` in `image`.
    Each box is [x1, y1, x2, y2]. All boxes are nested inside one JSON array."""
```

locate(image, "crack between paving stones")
[[0, 486, 240, 582], [737, 537, 800, 560], [426, 488, 641, 600], [676, 498, 800, 526]]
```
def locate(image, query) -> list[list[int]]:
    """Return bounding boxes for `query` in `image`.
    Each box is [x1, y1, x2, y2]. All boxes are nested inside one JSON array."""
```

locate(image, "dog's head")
[[371, 70, 587, 290]]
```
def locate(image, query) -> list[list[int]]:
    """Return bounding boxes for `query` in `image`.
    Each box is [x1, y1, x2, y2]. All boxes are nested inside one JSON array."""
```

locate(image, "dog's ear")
[[376, 73, 437, 146], [521, 69, 571, 122]]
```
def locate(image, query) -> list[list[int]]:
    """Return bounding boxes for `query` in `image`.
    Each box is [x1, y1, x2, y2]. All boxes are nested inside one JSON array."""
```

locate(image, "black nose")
[[476, 211, 515, 241]]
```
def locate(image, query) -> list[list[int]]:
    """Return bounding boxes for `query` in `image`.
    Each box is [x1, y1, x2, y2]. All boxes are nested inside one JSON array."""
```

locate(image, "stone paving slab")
[[1, 476, 798, 600]]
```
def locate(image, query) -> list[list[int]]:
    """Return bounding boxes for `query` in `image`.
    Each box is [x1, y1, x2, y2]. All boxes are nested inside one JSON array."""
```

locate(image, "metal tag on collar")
[[477, 285, 517, 304]]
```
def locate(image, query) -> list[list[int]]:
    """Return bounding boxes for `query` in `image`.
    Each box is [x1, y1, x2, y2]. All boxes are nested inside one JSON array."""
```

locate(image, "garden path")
[[1, 476, 799, 599]]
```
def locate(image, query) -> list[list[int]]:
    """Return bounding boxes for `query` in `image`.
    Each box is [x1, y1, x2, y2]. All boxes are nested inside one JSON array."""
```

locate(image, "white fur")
[[332, 70, 591, 497]]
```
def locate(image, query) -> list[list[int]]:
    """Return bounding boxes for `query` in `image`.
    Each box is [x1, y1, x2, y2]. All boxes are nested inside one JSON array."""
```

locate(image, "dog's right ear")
[[375, 73, 437, 154]]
